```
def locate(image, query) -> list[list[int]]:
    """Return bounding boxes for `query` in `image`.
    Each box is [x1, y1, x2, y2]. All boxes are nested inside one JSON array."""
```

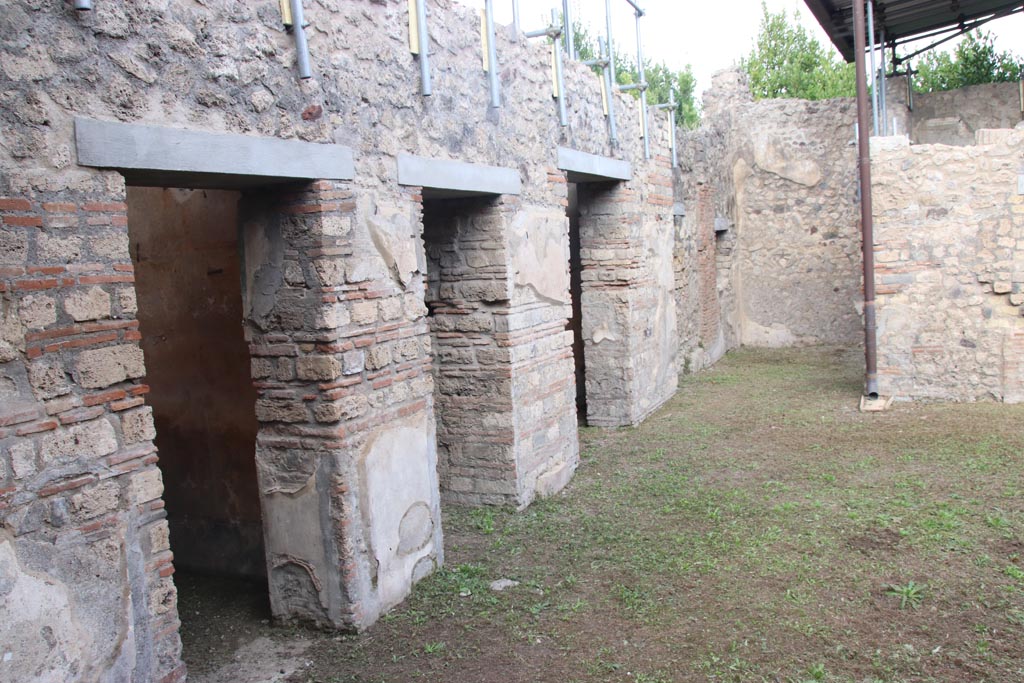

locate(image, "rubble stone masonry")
[[0, 0, 677, 678], [872, 130, 1024, 401]]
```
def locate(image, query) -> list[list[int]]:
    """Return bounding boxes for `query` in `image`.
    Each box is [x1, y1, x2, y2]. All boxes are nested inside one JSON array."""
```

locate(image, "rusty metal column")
[[854, 0, 879, 398]]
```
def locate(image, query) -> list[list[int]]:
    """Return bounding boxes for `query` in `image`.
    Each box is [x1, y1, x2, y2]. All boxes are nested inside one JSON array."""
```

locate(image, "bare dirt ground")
[[179, 347, 1024, 682]]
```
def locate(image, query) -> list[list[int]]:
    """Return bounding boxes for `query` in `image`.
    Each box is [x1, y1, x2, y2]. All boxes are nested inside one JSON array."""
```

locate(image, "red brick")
[[15, 419, 58, 436], [38, 474, 97, 497], [42, 202, 76, 212], [57, 406, 106, 425], [83, 388, 128, 407], [128, 384, 151, 396], [2, 215, 42, 227], [78, 274, 134, 285], [27, 266, 66, 275], [111, 215, 128, 226], [109, 396, 144, 411], [83, 202, 127, 212], [0, 405, 43, 427], [42, 331, 118, 353], [112, 263, 135, 272], [0, 198, 31, 211], [14, 278, 60, 291]]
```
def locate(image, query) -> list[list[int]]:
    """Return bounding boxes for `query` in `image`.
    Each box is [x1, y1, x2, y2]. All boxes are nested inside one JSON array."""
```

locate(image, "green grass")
[[272, 347, 1024, 683]]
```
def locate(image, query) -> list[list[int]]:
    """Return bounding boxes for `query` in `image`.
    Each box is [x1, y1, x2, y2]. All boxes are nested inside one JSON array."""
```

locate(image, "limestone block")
[[28, 359, 71, 400], [314, 395, 369, 423], [0, 301, 25, 363], [149, 520, 171, 553], [255, 398, 308, 423], [90, 231, 130, 261], [365, 344, 392, 370], [70, 480, 121, 519], [37, 232, 82, 263], [9, 441, 37, 480], [64, 286, 111, 322], [116, 287, 137, 316], [120, 406, 156, 444], [315, 302, 351, 329], [312, 259, 345, 287], [351, 300, 378, 326], [75, 344, 146, 389], [19, 294, 57, 330], [0, 227, 28, 264], [40, 418, 118, 465], [342, 350, 365, 375], [148, 576, 176, 616], [130, 468, 164, 505], [296, 355, 342, 381]]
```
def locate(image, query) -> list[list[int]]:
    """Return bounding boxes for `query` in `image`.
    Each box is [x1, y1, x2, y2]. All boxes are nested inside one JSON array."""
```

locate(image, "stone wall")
[[872, 130, 1024, 401], [677, 70, 863, 371], [0, 0, 677, 678], [885, 76, 1024, 146]]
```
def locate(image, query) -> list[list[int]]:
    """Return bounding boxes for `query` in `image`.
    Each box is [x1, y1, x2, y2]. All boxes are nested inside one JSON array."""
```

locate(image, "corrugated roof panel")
[[804, 0, 1024, 61]]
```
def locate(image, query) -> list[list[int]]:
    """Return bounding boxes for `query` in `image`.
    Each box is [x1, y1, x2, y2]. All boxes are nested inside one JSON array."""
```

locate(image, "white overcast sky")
[[457, 0, 1024, 101]]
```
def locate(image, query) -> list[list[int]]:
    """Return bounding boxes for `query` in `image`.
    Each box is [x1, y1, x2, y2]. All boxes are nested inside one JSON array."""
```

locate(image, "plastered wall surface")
[[885, 76, 1024, 145], [0, 0, 677, 679], [872, 130, 1024, 401]]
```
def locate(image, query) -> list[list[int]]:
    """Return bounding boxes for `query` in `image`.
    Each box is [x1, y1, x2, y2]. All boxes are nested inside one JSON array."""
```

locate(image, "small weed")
[[806, 662, 827, 681], [423, 642, 446, 655], [469, 508, 497, 534], [886, 581, 926, 609], [1003, 565, 1024, 582]]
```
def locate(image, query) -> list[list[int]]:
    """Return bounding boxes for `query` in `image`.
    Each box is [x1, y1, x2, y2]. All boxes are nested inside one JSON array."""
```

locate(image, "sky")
[[457, 0, 1024, 102]]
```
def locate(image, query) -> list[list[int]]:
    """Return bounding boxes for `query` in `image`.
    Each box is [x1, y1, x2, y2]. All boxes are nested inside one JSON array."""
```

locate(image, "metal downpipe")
[[74, 0, 92, 10], [854, 0, 879, 398]]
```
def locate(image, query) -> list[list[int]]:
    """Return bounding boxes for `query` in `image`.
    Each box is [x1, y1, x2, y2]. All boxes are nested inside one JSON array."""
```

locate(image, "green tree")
[[573, 21, 700, 129], [741, 2, 855, 100], [913, 30, 1023, 93]]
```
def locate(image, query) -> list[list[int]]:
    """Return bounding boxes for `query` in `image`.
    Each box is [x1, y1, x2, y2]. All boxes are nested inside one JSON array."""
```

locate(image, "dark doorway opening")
[[566, 183, 587, 421], [127, 187, 270, 671]]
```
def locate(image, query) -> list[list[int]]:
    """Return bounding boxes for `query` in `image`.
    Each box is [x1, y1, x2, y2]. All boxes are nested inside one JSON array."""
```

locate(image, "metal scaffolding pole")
[[604, 0, 618, 144], [562, 0, 575, 59], [414, 0, 431, 95], [879, 27, 887, 135], [867, 0, 878, 135], [552, 8, 568, 126], [512, 0, 520, 34], [635, 7, 649, 159], [484, 0, 500, 107], [652, 88, 677, 168]]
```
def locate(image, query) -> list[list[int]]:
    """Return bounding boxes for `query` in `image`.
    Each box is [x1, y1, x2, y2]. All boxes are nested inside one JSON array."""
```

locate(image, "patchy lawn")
[[183, 347, 1024, 683]]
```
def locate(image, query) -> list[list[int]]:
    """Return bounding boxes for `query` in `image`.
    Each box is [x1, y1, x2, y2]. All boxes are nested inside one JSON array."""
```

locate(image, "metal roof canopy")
[[804, 1, 1024, 63]]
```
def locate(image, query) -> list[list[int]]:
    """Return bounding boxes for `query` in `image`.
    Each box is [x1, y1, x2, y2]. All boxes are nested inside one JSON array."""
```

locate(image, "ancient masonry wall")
[[0, 0, 676, 679], [676, 70, 863, 371], [872, 130, 1024, 402], [885, 76, 1024, 146]]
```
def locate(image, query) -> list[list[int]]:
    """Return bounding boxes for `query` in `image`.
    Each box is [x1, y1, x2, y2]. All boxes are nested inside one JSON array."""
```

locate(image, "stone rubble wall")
[[872, 130, 1024, 401], [677, 70, 863, 372], [885, 76, 1024, 146], [0, 0, 677, 678]]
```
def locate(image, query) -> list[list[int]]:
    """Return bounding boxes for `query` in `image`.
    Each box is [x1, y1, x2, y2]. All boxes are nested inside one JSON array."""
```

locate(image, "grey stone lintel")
[[75, 117, 354, 189], [556, 147, 631, 183], [396, 153, 521, 198]]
